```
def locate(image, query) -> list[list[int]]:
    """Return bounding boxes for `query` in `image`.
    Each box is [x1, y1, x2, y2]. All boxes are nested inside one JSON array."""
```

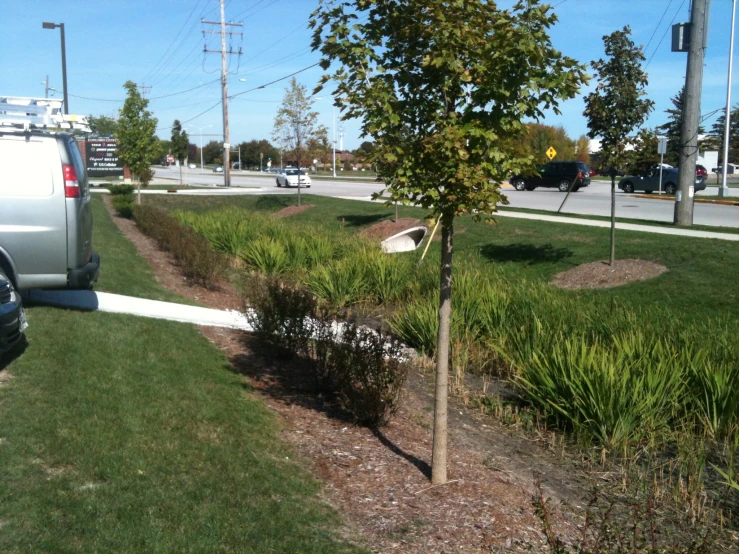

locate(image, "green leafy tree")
[[238, 139, 280, 169], [170, 120, 189, 186], [272, 77, 327, 205], [708, 105, 739, 166], [88, 114, 119, 137], [575, 134, 591, 165], [656, 87, 704, 166], [311, 0, 586, 483], [202, 140, 222, 165], [584, 26, 653, 266], [116, 81, 159, 203], [520, 123, 576, 165]]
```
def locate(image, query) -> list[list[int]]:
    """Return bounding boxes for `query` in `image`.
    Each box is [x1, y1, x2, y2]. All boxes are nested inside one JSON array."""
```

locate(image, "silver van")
[[0, 97, 99, 290]]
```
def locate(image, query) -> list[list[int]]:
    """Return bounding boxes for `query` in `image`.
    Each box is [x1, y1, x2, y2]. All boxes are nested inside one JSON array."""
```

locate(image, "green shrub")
[[108, 184, 136, 196], [364, 253, 412, 304], [244, 278, 408, 427], [305, 259, 368, 308], [241, 237, 290, 276], [328, 321, 409, 427], [244, 276, 316, 358], [132, 204, 227, 288], [111, 194, 134, 218]]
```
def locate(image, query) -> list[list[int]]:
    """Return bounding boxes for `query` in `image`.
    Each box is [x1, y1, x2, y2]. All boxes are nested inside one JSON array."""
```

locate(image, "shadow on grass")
[[0, 337, 28, 371], [227, 334, 431, 479], [338, 213, 388, 228], [254, 196, 292, 212], [480, 243, 573, 265]]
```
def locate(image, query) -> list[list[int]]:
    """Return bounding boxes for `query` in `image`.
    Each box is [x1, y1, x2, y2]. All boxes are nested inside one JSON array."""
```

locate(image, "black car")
[[0, 273, 24, 358], [510, 161, 591, 192]]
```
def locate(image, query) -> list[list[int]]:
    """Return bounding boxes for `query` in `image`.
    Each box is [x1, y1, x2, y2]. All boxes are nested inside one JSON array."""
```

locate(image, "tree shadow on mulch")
[[480, 243, 573, 265], [226, 334, 431, 478], [337, 213, 388, 228]]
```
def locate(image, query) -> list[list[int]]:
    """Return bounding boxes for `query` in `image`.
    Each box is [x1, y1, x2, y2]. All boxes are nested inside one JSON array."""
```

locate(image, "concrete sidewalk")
[[494, 210, 739, 241], [23, 290, 252, 330]]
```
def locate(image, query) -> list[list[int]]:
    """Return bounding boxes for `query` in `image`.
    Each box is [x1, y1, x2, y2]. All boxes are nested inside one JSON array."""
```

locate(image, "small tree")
[[584, 27, 653, 266], [312, 0, 586, 484], [273, 77, 327, 206], [117, 81, 159, 204], [170, 120, 189, 186]]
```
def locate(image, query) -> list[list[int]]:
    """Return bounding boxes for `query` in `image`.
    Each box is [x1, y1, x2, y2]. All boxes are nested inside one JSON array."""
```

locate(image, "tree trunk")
[[179, 162, 183, 186], [137, 181, 142, 205], [610, 175, 616, 266], [297, 183, 302, 207], [395, 201, 399, 222], [432, 218, 454, 484]]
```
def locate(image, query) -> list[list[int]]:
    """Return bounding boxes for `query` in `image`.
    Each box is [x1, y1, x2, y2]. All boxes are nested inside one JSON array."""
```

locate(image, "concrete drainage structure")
[[380, 226, 428, 253]]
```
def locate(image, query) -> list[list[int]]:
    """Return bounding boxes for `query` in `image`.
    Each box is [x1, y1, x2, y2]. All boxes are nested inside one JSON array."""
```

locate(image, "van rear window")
[[0, 138, 54, 197]]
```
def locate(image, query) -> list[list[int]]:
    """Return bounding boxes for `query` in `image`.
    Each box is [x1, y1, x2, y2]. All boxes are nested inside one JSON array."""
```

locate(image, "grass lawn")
[[0, 198, 362, 553], [145, 193, 739, 322]]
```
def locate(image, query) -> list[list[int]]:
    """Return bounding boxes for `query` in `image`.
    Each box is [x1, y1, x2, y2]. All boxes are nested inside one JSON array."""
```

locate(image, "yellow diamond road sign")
[[546, 146, 557, 160]]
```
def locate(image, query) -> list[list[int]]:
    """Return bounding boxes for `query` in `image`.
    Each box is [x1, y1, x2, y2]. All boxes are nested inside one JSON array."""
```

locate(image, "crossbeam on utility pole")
[[675, 0, 709, 226], [202, 1, 243, 187]]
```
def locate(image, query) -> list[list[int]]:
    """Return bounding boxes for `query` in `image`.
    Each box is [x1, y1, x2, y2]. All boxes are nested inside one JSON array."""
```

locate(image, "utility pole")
[[675, 0, 709, 225], [44, 75, 49, 98], [720, 0, 737, 198], [203, 1, 242, 187], [136, 83, 152, 97]]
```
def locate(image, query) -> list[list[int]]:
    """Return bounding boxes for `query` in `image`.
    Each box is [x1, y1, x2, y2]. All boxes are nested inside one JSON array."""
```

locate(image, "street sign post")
[[546, 146, 557, 160], [657, 136, 668, 194]]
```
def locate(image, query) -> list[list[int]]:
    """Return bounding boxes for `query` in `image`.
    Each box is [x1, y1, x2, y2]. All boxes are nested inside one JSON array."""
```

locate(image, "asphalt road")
[[155, 166, 739, 228]]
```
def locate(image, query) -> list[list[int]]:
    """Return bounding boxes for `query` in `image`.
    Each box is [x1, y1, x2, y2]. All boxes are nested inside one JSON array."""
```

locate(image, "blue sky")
[[1, 0, 737, 150]]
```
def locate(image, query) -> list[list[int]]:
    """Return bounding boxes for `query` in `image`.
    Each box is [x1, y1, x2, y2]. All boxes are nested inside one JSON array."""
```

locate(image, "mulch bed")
[[551, 259, 668, 290], [272, 204, 315, 218], [359, 218, 427, 241], [103, 198, 588, 553]]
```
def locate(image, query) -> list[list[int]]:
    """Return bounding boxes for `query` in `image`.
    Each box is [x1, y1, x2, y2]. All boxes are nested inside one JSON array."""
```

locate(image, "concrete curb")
[[630, 194, 739, 206]]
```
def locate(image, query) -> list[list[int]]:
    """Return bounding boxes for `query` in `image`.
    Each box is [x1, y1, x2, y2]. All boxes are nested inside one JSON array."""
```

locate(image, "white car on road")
[[276, 168, 311, 188]]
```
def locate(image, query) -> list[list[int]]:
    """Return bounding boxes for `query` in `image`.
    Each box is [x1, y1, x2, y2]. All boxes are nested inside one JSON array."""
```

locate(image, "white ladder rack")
[[0, 96, 90, 132]]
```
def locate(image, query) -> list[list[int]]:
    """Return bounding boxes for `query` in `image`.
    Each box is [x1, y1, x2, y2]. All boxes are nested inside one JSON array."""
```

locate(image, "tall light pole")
[[42, 22, 68, 114], [720, 0, 737, 198], [187, 124, 213, 175], [313, 97, 337, 177]]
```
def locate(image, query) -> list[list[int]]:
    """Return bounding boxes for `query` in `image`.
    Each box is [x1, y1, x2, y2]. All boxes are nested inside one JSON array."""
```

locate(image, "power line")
[[644, 0, 675, 55], [646, 0, 688, 69], [155, 61, 322, 131], [140, 0, 206, 84]]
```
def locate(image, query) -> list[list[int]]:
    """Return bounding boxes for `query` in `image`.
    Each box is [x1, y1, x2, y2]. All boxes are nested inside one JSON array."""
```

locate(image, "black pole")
[[60, 23, 68, 114]]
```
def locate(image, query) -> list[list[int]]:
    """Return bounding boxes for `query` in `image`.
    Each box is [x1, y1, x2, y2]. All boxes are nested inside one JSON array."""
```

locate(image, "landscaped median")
[[0, 197, 363, 553], [135, 192, 739, 537]]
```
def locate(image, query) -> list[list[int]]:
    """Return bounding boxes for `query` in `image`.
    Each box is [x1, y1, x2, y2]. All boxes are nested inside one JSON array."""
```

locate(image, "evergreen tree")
[[708, 105, 739, 166], [656, 87, 704, 166]]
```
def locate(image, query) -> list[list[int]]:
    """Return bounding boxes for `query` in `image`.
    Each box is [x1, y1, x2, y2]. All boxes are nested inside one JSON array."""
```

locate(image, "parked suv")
[[618, 167, 707, 195], [510, 161, 591, 192], [0, 98, 100, 290]]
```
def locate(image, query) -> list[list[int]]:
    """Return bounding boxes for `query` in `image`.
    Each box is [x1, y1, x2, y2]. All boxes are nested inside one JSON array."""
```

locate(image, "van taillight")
[[63, 164, 80, 198], [578, 171, 583, 179]]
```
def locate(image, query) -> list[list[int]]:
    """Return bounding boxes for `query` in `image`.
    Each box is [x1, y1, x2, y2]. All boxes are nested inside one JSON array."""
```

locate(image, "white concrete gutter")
[[23, 290, 252, 330]]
